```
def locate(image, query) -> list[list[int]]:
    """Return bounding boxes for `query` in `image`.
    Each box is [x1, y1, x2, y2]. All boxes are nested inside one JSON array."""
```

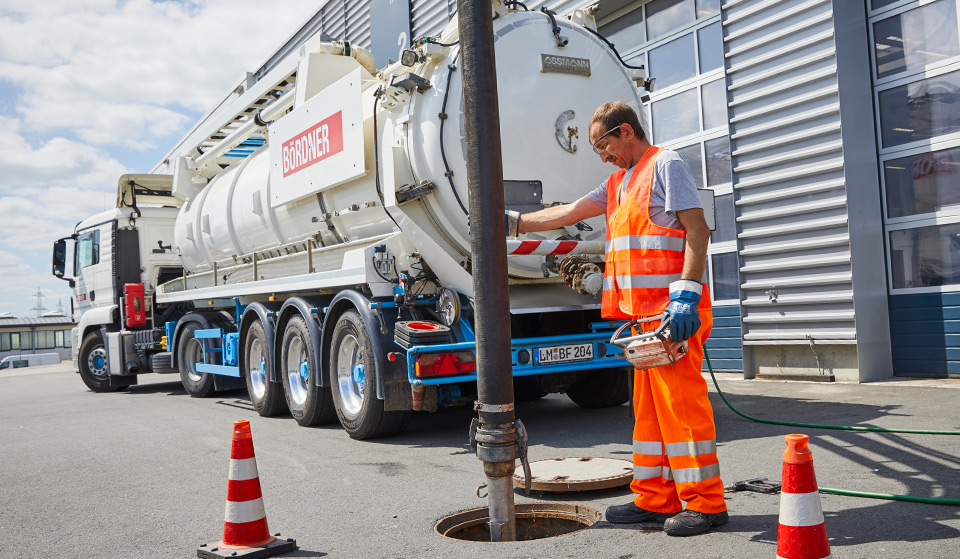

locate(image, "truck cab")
[[52, 174, 183, 390]]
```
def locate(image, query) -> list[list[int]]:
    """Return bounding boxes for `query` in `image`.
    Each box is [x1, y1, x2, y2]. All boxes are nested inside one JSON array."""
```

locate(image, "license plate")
[[534, 343, 594, 365]]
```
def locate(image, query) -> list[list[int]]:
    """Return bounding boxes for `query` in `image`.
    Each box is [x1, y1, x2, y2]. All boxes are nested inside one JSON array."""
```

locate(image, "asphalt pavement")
[[2, 363, 959, 558]]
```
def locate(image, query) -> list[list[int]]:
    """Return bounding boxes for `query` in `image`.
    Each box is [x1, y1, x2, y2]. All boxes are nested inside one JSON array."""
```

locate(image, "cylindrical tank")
[[174, 9, 645, 278]]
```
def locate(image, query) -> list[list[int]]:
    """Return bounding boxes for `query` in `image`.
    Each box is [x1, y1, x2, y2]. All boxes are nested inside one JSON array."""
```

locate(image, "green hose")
[[703, 352, 960, 436], [703, 350, 960, 506], [817, 487, 960, 506]]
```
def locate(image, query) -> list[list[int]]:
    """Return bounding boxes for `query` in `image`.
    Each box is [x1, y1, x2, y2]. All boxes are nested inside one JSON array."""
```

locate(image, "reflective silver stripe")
[[671, 462, 721, 484], [633, 440, 663, 456], [633, 465, 666, 481], [611, 235, 685, 253], [616, 273, 682, 290], [603, 276, 615, 290], [664, 439, 717, 458], [223, 498, 266, 524], [778, 492, 825, 527], [228, 458, 259, 481]]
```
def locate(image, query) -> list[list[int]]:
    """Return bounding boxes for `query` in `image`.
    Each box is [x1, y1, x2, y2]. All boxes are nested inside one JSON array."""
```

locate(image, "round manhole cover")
[[513, 457, 633, 492]]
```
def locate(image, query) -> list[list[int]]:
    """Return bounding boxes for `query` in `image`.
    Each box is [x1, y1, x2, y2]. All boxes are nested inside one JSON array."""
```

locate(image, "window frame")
[[880, 135, 960, 226], [869, 0, 960, 87], [598, 1, 734, 303], [872, 1, 960, 294], [873, 61, 960, 155]]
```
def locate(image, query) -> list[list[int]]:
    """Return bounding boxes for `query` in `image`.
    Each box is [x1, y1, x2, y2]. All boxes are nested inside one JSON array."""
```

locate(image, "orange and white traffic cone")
[[776, 434, 831, 559], [198, 420, 298, 559]]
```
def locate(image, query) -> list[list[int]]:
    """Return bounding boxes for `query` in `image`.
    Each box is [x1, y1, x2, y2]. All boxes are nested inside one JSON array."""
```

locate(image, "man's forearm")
[[516, 197, 605, 234], [681, 226, 709, 282], [517, 205, 576, 233]]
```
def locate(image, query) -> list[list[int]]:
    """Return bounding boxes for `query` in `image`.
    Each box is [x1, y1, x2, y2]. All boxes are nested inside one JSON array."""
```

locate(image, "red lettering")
[[281, 111, 345, 177]]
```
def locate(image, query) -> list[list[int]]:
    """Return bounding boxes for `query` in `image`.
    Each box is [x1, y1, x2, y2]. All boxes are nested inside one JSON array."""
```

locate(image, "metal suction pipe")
[[457, 0, 518, 542]]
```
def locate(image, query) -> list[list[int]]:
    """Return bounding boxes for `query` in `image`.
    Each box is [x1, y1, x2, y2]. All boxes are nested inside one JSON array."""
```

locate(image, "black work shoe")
[[663, 509, 729, 536], [605, 502, 676, 524]]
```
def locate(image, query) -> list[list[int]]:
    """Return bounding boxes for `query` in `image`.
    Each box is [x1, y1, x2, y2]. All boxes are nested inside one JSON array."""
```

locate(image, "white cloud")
[[0, 119, 122, 315], [0, 0, 321, 316], [0, 116, 127, 188], [0, 0, 319, 150]]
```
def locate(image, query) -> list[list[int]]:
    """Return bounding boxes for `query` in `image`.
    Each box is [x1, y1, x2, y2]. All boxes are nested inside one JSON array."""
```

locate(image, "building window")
[[889, 222, 960, 288], [601, 6, 645, 53], [649, 34, 697, 90], [676, 144, 703, 188], [878, 69, 960, 148], [697, 22, 723, 73], [884, 145, 960, 218], [11, 332, 21, 350], [600, 1, 734, 303], [873, 1, 960, 293], [0, 333, 9, 351], [35, 331, 56, 350], [704, 136, 731, 186], [653, 88, 700, 143], [646, 0, 695, 41], [710, 252, 740, 302], [873, 0, 959, 80], [711, 193, 737, 244], [701, 79, 727, 131], [695, 0, 719, 18], [55, 330, 64, 348]]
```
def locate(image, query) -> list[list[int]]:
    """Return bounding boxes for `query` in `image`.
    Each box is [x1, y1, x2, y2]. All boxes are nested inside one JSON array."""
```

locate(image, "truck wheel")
[[177, 322, 216, 398], [514, 376, 548, 401], [566, 367, 631, 408], [280, 316, 334, 426], [78, 331, 123, 392], [329, 310, 411, 439], [244, 321, 286, 417]]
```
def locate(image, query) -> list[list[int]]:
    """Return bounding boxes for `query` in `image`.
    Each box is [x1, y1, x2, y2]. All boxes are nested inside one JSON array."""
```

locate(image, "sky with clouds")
[[0, 0, 319, 317]]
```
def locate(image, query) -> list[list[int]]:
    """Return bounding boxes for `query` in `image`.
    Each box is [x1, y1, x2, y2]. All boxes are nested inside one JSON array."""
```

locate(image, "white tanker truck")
[[51, 3, 654, 439]]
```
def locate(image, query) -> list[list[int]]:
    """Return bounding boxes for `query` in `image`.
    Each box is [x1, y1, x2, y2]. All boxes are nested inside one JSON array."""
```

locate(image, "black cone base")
[[197, 536, 298, 558]]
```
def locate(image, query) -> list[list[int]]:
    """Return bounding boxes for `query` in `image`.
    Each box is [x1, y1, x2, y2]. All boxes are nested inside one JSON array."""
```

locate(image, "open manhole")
[[435, 503, 601, 542], [513, 457, 633, 492]]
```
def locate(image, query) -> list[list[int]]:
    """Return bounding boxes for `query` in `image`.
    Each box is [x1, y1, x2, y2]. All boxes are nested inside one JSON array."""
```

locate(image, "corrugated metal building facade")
[[186, 0, 960, 382]]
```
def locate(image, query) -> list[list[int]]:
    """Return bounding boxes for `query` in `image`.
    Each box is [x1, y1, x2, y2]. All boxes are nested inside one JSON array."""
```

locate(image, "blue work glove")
[[662, 279, 702, 343]]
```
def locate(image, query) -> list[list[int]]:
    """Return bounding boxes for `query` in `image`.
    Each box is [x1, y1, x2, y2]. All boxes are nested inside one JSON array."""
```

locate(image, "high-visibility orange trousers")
[[630, 309, 726, 514]]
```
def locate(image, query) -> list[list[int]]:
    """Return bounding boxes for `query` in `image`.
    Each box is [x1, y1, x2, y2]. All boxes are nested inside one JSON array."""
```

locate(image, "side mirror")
[[52, 239, 67, 278], [53, 237, 76, 288]]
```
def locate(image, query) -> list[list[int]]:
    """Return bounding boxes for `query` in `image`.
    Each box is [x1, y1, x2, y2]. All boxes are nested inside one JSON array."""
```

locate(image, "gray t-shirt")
[[586, 149, 701, 230]]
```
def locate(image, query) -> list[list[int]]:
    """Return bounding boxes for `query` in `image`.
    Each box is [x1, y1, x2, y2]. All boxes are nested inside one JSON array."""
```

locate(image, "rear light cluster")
[[415, 351, 477, 378]]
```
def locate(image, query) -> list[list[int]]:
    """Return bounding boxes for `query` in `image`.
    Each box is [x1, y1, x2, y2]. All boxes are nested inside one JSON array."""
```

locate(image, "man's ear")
[[621, 123, 634, 140]]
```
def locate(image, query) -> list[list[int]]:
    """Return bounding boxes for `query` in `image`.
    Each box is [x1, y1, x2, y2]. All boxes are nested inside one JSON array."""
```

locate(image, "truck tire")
[[244, 321, 286, 417], [514, 376, 548, 401], [177, 322, 216, 398], [329, 310, 411, 439], [280, 316, 334, 425], [78, 331, 123, 392], [566, 367, 631, 408]]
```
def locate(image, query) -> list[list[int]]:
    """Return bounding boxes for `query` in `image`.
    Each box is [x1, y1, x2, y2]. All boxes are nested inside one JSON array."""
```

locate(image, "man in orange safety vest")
[[505, 101, 727, 536]]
